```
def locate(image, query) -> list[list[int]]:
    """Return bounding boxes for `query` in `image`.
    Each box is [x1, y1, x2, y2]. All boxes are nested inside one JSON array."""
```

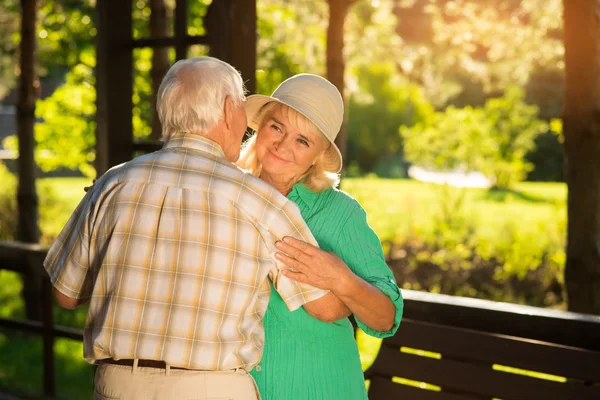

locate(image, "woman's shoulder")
[[321, 186, 364, 213], [299, 186, 367, 228]]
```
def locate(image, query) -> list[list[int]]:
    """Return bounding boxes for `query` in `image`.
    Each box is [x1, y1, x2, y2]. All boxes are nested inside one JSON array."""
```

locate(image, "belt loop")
[[132, 358, 139, 375], [165, 363, 171, 376]]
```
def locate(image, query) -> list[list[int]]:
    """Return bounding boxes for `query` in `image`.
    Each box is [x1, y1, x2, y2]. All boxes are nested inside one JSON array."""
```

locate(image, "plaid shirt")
[[44, 134, 328, 370]]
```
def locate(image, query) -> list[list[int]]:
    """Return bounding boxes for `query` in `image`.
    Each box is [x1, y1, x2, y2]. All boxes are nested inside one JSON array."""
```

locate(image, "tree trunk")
[[17, 0, 41, 321], [326, 0, 352, 172], [563, 0, 600, 314], [150, 0, 170, 140]]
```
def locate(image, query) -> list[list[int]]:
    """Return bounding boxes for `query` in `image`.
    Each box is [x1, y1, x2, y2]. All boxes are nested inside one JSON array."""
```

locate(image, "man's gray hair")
[[157, 56, 246, 139]]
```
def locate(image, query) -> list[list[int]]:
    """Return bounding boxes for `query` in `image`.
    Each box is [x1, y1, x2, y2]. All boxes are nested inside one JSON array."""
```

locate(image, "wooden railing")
[[2, 239, 600, 399], [0, 241, 82, 399], [366, 290, 600, 399]]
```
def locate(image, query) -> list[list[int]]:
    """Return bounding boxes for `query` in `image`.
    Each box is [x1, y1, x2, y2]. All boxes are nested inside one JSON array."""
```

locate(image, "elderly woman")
[[237, 74, 403, 400]]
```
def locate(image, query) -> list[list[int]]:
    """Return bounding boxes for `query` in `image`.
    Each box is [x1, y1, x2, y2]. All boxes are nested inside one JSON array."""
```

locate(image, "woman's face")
[[256, 106, 328, 186]]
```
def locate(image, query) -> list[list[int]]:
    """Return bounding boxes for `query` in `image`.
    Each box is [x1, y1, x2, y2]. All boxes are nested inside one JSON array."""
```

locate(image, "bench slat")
[[386, 319, 600, 382], [368, 377, 468, 400], [369, 347, 600, 400], [402, 291, 600, 351]]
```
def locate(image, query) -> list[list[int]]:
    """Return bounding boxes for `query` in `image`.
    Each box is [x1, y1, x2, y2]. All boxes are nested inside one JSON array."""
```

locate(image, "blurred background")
[[0, 0, 595, 398]]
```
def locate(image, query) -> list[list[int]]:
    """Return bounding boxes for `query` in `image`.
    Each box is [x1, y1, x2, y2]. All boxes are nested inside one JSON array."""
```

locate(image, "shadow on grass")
[[482, 187, 557, 204], [0, 331, 93, 400]]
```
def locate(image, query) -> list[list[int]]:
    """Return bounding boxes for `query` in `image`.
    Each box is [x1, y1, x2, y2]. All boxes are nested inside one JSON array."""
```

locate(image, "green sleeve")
[[333, 203, 403, 338]]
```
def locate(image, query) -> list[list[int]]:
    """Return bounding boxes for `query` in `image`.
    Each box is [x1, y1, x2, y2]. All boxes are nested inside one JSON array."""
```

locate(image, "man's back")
[[45, 133, 326, 370]]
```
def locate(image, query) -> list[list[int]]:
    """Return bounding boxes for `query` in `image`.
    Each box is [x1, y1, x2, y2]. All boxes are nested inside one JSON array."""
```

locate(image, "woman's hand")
[[277, 236, 397, 331], [275, 236, 351, 292]]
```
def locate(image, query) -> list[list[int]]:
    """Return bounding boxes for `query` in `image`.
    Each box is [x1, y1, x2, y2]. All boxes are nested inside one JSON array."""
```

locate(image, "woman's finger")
[[275, 251, 307, 272], [282, 236, 318, 255], [275, 241, 312, 264], [281, 269, 309, 284]]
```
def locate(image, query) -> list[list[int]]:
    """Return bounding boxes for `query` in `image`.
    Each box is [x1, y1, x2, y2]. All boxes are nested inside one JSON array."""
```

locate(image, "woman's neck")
[[260, 172, 292, 196]]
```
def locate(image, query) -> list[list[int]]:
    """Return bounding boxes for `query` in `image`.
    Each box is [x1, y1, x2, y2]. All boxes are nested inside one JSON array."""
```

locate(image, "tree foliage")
[[0, 0, 566, 181], [401, 86, 548, 189], [392, 0, 563, 109], [347, 62, 433, 173]]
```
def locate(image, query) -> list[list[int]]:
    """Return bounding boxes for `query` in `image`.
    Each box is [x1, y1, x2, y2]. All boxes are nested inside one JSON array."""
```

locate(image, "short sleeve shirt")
[[43, 133, 328, 370]]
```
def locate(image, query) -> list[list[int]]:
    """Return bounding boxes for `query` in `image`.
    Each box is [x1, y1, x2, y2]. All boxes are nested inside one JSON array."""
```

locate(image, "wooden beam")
[[41, 278, 55, 396], [206, 0, 256, 93], [95, 0, 134, 175], [175, 0, 188, 60], [150, 0, 170, 140], [14, 0, 40, 324], [16, 0, 39, 244], [562, 0, 600, 314], [228, 0, 256, 94]]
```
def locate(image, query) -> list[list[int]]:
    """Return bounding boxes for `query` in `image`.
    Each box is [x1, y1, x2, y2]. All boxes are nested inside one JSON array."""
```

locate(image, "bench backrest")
[[366, 290, 600, 400]]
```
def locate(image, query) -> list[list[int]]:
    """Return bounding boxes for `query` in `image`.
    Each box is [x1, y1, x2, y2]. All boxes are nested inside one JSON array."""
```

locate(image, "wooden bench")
[[365, 290, 600, 400]]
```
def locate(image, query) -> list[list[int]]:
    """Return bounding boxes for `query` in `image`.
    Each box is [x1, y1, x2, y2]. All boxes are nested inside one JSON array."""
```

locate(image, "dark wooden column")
[[327, 0, 356, 171], [563, 0, 600, 314], [95, 0, 134, 175], [150, 0, 170, 140], [17, 0, 42, 322], [206, 0, 256, 94], [175, 0, 188, 61]]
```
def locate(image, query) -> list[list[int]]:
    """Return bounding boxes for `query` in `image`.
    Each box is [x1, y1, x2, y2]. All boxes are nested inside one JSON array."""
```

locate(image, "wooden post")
[[326, 0, 355, 171], [95, 0, 134, 175], [150, 0, 170, 140], [41, 277, 55, 397], [228, 0, 256, 94], [206, 0, 256, 94], [17, 0, 42, 322], [563, 0, 600, 314], [175, 0, 188, 61]]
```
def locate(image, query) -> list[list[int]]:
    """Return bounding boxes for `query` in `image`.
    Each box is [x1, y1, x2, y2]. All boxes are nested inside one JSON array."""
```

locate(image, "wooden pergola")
[[95, 0, 257, 175], [12, 0, 257, 327], [3, 1, 600, 399]]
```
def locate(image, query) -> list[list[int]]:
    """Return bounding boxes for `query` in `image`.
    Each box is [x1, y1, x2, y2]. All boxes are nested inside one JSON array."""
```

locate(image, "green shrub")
[[401, 86, 548, 189], [0, 162, 69, 244]]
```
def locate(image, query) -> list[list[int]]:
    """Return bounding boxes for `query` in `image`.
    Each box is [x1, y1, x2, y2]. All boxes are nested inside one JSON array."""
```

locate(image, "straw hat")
[[245, 74, 344, 172]]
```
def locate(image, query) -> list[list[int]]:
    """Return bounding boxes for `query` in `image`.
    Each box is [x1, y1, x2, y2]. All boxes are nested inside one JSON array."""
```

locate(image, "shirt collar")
[[163, 133, 226, 160], [288, 183, 319, 208]]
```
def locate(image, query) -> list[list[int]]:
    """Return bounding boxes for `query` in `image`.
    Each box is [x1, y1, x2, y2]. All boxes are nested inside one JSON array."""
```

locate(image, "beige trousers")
[[94, 363, 261, 400]]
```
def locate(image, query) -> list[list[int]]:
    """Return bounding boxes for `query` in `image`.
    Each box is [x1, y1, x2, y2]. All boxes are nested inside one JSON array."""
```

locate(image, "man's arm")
[[54, 288, 90, 309], [44, 179, 102, 310]]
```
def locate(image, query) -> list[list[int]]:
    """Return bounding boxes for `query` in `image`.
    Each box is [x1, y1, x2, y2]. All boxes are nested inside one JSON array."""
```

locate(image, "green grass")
[[35, 177, 567, 250], [0, 176, 568, 398], [340, 177, 566, 244]]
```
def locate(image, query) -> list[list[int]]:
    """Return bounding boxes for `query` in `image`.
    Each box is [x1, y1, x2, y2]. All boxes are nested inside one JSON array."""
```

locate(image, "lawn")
[[35, 176, 567, 247], [341, 177, 566, 244], [0, 176, 567, 399]]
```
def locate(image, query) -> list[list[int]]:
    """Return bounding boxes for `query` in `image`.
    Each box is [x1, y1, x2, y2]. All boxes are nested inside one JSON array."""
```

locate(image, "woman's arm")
[[303, 292, 352, 323], [276, 237, 396, 331]]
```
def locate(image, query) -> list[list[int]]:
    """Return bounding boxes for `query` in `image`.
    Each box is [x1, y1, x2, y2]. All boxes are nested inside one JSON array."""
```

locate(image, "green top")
[[250, 184, 403, 400]]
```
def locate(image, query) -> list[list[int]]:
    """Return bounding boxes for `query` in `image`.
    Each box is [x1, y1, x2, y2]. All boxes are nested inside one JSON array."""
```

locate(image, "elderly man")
[[44, 57, 333, 400]]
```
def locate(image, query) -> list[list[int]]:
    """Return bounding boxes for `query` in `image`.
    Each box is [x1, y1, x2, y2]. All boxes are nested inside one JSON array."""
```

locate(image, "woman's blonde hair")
[[238, 102, 340, 193]]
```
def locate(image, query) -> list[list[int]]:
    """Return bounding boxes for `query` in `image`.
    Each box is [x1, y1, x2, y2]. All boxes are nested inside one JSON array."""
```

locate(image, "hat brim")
[[245, 94, 343, 173]]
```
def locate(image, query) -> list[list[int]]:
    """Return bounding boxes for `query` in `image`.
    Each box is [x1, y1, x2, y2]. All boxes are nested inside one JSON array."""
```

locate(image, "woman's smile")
[[268, 149, 290, 163]]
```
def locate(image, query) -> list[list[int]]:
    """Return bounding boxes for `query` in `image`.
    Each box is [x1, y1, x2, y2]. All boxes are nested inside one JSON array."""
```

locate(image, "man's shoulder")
[[211, 164, 289, 208]]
